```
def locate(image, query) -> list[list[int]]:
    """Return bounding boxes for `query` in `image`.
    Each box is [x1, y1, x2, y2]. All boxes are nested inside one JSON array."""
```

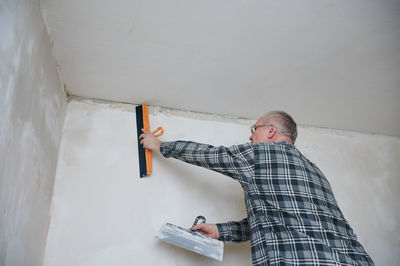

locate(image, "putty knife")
[[156, 216, 224, 261], [135, 104, 164, 177]]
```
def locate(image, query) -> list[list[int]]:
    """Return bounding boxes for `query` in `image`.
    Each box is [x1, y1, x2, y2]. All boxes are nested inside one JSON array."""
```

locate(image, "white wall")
[[0, 0, 67, 265], [45, 99, 400, 266]]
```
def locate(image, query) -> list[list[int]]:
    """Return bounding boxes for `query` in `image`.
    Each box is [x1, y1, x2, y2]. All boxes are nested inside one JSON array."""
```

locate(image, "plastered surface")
[[45, 100, 400, 265], [40, 0, 400, 136], [0, 0, 66, 265]]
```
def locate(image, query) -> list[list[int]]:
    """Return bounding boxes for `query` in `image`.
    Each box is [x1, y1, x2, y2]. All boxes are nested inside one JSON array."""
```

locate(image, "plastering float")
[[135, 104, 164, 177], [156, 216, 224, 261]]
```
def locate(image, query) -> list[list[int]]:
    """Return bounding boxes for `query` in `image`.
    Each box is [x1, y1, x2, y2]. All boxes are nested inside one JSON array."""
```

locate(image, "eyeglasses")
[[251, 124, 271, 134]]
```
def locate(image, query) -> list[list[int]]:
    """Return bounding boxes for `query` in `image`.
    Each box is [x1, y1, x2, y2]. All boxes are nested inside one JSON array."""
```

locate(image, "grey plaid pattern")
[[160, 141, 374, 265]]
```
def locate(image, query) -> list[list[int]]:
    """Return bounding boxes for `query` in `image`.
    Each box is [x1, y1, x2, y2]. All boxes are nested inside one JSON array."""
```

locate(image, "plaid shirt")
[[160, 141, 374, 265]]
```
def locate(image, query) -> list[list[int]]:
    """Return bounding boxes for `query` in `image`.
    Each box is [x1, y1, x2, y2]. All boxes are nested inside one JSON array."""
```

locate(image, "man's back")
[[245, 141, 373, 265]]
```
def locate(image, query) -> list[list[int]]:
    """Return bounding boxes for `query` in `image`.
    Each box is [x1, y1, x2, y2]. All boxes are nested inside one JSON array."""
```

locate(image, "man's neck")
[[272, 136, 294, 144]]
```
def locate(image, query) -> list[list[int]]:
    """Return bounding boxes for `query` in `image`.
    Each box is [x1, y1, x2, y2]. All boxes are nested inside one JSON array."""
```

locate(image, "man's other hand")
[[190, 223, 219, 239], [139, 129, 162, 151]]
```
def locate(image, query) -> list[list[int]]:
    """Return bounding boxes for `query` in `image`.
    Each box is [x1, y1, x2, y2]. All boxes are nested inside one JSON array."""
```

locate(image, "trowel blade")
[[156, 223, 224, 261]]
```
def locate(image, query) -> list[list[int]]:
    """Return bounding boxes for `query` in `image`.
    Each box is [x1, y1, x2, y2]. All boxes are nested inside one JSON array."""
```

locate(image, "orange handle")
[[152, 127, 164, 137], [145, 126, 165, 175], [141, 104, 165, 176]]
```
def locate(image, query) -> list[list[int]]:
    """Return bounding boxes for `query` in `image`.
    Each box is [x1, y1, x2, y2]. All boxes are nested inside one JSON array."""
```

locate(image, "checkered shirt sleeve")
[[216, 218, 251, 242], [160, 141, 255, 183]]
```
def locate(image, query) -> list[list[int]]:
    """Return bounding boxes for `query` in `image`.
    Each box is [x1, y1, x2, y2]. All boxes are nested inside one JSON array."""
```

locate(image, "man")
[[140, 111, 374, 265]]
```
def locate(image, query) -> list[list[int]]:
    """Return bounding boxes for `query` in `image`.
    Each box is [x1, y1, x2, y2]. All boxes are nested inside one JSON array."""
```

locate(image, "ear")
[[267, 126, 277, 138]]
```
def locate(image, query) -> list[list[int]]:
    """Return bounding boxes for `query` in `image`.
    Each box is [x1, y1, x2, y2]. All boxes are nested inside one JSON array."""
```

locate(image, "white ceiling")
[[41, 0, 400, 136]]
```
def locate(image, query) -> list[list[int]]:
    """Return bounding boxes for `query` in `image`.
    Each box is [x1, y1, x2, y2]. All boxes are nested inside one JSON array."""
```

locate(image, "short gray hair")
[[262, 111, 298, 142]]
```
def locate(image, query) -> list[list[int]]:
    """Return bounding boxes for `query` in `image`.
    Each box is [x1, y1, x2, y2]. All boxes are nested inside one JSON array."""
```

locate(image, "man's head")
[[249, 111, 297, 144]]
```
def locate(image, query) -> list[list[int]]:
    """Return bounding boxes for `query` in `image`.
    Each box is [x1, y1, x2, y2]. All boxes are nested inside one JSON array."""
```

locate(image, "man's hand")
[[190, 223, 219, 239], [139, 129, 162, 151]]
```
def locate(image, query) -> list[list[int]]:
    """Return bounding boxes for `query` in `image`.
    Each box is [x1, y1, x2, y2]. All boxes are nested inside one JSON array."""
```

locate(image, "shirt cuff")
[[216, 223, 231, 242], [160, 141, 174, 157]]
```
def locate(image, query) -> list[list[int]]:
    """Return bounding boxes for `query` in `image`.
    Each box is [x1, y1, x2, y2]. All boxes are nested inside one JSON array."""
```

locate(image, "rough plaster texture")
[[45, 100, 400, 266], [0, 0, 67, 265]]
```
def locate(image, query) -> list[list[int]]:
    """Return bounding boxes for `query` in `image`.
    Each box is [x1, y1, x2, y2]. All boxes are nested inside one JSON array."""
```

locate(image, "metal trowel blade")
[[156, 223, 224, 261]]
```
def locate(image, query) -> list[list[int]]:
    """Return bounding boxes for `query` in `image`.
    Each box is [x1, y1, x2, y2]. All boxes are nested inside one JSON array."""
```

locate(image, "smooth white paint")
[[40, 0, 400, 136], [0, 0, 67, 265], [45, 100, 400, 266]]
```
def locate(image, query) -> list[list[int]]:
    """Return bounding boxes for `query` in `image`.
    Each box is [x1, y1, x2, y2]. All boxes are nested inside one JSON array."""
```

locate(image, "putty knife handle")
[[192, 215, 206, 227]]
